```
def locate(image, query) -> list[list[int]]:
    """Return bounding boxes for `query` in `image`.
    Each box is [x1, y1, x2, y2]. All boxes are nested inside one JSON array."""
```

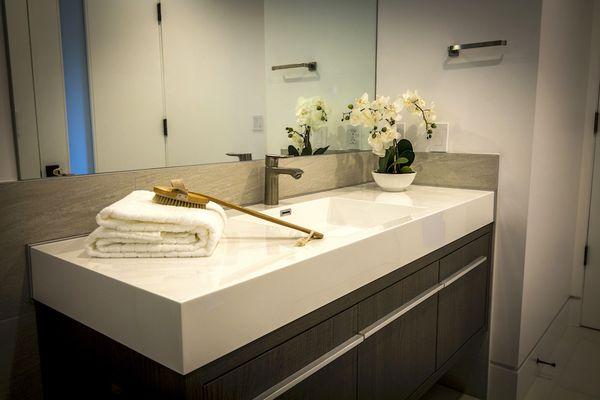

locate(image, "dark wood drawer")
[[437, 256, 489, 369], [202, 307, 357, 400], [276, 349, 357, 400], [356, 262, 439, 400], [439, 234, 490, 281], [357, 261, 439, 330], [357, 297, 438, 400]]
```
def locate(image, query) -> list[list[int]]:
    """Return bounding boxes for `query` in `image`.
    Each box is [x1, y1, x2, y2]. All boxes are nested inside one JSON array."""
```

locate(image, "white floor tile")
[[524, 326, 600, 400], [556, 338, 600, 397]]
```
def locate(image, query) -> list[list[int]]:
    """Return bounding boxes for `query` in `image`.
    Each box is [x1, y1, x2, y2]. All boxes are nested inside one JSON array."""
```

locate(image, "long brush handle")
[[193, 191, 324, 239]]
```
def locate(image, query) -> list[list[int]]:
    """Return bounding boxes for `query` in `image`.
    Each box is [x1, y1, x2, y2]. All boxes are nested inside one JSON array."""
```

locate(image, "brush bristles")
[[153, 194, 206, 209]]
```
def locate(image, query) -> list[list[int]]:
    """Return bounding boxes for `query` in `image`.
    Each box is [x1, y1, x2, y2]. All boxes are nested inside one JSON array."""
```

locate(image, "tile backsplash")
[[0, 151, 498, 399]]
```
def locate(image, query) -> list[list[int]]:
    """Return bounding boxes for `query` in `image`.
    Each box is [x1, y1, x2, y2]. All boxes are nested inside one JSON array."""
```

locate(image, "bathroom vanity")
[[30, 184, 495, 399]]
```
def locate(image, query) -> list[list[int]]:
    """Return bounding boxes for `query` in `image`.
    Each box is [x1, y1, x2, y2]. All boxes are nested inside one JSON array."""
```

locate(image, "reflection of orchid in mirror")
[[286, 96, 330, 156]]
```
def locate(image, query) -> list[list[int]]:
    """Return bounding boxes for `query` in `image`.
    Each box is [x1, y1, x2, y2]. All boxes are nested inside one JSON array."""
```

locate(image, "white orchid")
[[355, 93, 370, 109], [342, 93, 405, 156], [368, 134, 387, 157], [295, 96, 329, 129], [287, 96, 331, 156], [289, 132, 304, 150]]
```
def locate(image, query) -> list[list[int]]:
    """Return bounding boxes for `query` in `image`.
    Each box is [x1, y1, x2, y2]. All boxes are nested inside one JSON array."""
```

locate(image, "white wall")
[[519, 0, 594, 366], [377, 0, 543, 369], [0, 14, 18, 182], [378, 1, 598, 396]]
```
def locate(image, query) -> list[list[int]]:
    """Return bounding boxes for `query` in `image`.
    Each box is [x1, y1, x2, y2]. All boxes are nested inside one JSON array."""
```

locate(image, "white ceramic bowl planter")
[[372, 171, 416, 192]]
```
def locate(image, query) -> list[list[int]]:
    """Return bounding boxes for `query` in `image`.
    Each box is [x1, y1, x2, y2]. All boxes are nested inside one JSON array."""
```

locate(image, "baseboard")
[[488, 297, 574, 400]]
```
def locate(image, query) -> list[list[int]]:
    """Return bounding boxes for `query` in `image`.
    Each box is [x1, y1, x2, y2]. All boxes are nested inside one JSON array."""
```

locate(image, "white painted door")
[[28, 0, 71, 176], [160, 0, 266, 166], [582, 115, 600, 329], [85, 0, 166, 172]]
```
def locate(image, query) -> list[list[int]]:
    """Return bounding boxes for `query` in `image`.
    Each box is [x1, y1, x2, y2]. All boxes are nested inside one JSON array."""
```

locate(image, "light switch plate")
[[253, 115, 264, 132], [429, 122, 449, 152]]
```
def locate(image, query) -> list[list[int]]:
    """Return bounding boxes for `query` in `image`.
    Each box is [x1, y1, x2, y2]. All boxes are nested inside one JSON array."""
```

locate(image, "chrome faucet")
[[264, 154, 304, 205]]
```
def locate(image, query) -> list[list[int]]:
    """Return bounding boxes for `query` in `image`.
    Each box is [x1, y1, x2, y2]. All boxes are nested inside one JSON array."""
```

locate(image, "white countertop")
[[31, 183, 494, 374]]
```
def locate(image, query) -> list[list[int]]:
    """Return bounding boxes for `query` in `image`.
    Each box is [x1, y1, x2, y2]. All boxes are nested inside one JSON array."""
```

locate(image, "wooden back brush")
[[152, 179, 324, 240]]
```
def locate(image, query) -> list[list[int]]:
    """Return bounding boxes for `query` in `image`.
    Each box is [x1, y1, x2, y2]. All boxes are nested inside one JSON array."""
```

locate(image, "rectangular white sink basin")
[[231, 197, 424, 237], [30, 183, 495, 374]]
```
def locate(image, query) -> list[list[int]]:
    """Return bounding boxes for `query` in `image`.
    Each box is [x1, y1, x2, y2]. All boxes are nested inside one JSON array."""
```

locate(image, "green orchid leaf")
[[288, 145, 300, 156], [313, 146, 330, 155], [386, 157, 410, 172], [400, 166, 414, 173], [398, 149, 415, 167], [396, 139, 413, 154]]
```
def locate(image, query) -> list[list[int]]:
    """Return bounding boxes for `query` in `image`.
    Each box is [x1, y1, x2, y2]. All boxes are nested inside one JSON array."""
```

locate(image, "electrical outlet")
[[429, 122, 449, 152], [347, 126, 359, 147], [253, 115, 264, 132]]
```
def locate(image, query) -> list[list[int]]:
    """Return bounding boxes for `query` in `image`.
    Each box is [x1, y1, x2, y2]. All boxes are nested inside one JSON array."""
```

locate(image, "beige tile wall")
[[0, 151, 498, 399]]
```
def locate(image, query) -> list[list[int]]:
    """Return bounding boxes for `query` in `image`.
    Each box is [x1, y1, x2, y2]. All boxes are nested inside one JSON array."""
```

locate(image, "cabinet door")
[[357, 262, 439, 400], [436, 235, 490, 368], [203, 307, 358, 400], [275, 349, 357, 400]]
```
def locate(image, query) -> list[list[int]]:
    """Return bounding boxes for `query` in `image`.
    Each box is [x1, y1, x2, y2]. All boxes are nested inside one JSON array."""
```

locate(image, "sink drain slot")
[[280, 208, 292, 217]]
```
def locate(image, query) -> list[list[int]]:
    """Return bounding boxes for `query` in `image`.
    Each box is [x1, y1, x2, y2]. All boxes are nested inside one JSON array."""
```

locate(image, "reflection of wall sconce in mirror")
[[447, 40, 507, 57], [272, 62, 320, 83], [271, 62, 317, 71]]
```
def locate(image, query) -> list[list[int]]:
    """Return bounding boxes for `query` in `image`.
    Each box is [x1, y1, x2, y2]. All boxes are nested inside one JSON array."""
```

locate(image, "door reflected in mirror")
[[4, 0, 377, 179]]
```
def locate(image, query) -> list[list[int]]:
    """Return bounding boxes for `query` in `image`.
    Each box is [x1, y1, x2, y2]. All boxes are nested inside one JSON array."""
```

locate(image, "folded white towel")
[[85, 190, 226, 258]]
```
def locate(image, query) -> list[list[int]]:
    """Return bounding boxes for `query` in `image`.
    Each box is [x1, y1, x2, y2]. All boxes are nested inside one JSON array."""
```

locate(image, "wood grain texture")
[[35, 303, 186, 400], [358, 297, 438, 400], [439, 234, 490, 280], [275, 349, 357, 400], [201, 307, 356, 400], [357, 261, 439, 330], [437, 263, 489, 369]]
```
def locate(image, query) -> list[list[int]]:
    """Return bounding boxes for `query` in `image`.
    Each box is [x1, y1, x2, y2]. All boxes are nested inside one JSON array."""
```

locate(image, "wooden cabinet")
[[357, 262, 439, 400], [437, 235, 490, 369], [36, 224, 494, 400], [275, 350, 357, 400], [358, 297, 438, 400], [202, 307, 357, 400]]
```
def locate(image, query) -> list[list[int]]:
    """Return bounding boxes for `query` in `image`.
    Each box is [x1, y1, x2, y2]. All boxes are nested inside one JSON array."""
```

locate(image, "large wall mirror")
[[3, 0, 377, 180]]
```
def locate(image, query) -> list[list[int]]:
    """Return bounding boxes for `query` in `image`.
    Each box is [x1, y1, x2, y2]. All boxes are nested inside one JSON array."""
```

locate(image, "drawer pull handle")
[[254, 256, 488, 399], [253, 335, 363, 400], [359, 256, 488, 340], [359, 283, 445, 339], [442, 256, 487, 288]]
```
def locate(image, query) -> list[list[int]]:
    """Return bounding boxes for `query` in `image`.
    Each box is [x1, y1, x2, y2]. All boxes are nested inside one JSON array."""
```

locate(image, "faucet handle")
[[265, 154, 290, 167], [265, 154, 290, 159]]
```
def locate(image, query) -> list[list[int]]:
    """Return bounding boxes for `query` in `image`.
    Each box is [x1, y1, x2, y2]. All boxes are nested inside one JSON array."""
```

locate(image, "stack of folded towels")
[[85, 190, 226, 258]]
